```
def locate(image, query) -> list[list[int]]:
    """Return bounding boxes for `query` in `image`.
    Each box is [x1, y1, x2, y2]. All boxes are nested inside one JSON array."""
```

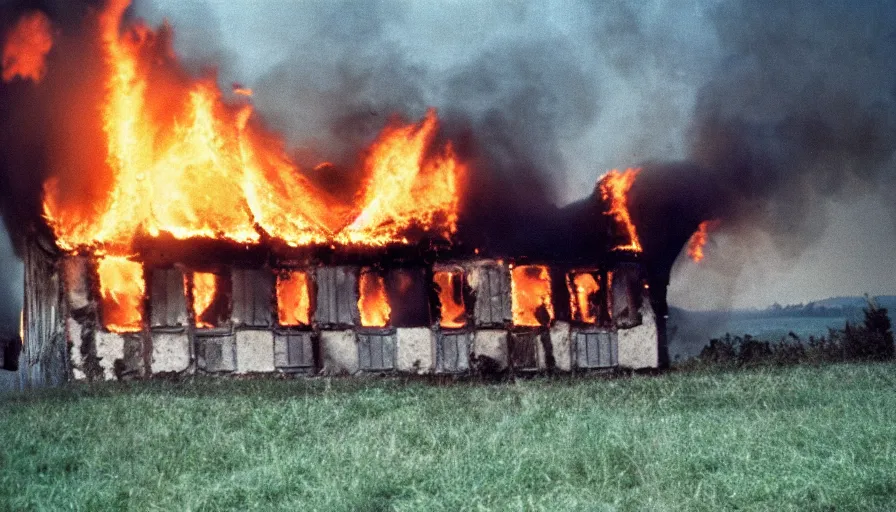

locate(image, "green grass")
[[2, 364, 896, 511]]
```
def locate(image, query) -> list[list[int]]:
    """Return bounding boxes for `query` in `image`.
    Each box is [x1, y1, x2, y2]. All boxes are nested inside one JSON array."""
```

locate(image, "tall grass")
[[2, 364, 896, 511]]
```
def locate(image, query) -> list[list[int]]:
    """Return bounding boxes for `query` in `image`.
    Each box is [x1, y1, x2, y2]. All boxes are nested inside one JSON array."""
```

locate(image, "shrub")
[[694, 298, 894, 368]]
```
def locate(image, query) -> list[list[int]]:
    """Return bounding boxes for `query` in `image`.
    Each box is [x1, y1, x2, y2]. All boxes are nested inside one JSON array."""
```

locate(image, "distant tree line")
[[691, 299, 894, 367]]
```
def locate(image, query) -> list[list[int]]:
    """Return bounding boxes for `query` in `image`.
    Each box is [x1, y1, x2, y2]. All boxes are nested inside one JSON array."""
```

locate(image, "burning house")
[[19, 167, 664, 383], [3, 1, 678, 385]]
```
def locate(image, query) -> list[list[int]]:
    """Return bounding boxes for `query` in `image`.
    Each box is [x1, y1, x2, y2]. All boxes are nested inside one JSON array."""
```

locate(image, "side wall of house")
[[64, 258, 662, 382], [18, 239, 67, 388]]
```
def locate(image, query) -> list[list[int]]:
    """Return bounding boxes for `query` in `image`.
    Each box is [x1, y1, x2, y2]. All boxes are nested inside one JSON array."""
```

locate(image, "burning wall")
[[44, 245, 658, 382]]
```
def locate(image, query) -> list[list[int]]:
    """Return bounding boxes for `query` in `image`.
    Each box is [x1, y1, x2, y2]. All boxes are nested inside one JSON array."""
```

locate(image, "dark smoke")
[[629, 0, 896, 299]]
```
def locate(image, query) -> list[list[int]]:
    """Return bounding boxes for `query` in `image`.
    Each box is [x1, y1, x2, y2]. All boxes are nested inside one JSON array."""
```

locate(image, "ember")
[[1, 10, 53, 83], [434, 270, 465, 328], [96, 256, 144, 333], [358, 270, 390, 327], [510, 265, 554, 327], [277, 271, 311, 327]]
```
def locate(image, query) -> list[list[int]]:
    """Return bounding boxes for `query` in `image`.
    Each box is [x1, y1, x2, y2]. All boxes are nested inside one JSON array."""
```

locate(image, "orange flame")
[[435, 270, 466, 328], [96, 256, 144, 333], [41, 1, 463, 253], [2, 10, 53, 83], [337, 109, 463, 245], [568, 273, 599, 324], [510, 265, 554, 327], [598, 168, 642, 252], [358, 271, 390, 327], [276, 271, 311, 326], [190, 272, 218, 328], [232, 86, 253, 97], [687, 220, 717, 263]]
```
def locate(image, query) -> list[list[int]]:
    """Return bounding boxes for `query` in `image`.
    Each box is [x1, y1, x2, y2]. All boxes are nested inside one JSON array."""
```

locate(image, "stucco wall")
[[151, 332, 191, 373], [320, 330, 358, 375], [396, 327, 434, 374], [617, 300, 659, 370], [235, 330, 275, 373]]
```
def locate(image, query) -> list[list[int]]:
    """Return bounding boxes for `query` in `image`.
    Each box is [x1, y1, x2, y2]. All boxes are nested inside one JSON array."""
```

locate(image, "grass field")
[[2, 364, 896, 511]]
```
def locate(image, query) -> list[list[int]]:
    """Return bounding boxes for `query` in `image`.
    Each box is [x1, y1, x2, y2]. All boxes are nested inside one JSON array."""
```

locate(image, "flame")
[[598, 168, 642, 252], [2, 10, 53, 83], [568, 273, 599, 324], [190, 272, 218, 328], [277, 271, 311, 326], [19, 308, 24, 344], [358, 271, 390, 327], [510, 265, 554, 327], [96, 256, 145, 333], [232, 86, 253, 97], [688, 220, 716, 263], [337, 109, 463, 245], [435, 270, 465, 328], [41, 1, 463, 253]]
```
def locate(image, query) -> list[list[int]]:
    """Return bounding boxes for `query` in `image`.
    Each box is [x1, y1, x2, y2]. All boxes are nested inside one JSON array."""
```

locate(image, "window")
[[510, 265, 554, 327], [187, 270, 232, 329], [358, 268, 390, 327], [566, 270, 612, 326], [96, 257, 144, 333], [434, 267, 466, 328], [384, 268, 430, 327], [275, 270, 311, 327]]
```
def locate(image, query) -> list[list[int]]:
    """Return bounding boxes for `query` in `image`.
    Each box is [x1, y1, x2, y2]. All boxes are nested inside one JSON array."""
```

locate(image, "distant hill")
[[807, 295, 896, 311]]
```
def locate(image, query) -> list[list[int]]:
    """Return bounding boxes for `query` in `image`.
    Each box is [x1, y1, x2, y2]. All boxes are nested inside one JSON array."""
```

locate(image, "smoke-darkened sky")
[[133, 0, 896, 309], [1, 0, 894, 313]]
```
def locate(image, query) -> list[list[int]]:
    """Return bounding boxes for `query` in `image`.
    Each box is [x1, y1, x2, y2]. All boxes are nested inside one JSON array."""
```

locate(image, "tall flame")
[[338, 109, 463, 245], [41, 0, 463, 252], [277, 271, 311, 327], [568, 273, 599, 324], [435, 270, 466, 328], [1, 10, 53, 83], [190, 272, 218, 328], [358, 271, 390, 327], [96, 256, 145, 333], [688, 220, 715, 263], [598, 168, 642, 252], [510, 265, 554, 327]]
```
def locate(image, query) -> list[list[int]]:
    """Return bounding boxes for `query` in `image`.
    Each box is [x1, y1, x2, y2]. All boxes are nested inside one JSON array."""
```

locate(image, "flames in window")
[[510, 265, 554, 327], [435, 270, 465, 329], [568, 273, 600, 324], [187, 271, 231, 328], [96, 256, 144, 333], [358, 270, 390, 327], [277, 271, 311, 327]]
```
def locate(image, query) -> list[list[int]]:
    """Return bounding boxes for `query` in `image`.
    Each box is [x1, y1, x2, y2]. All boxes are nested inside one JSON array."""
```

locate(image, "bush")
[[695, 298, 894, 368]]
